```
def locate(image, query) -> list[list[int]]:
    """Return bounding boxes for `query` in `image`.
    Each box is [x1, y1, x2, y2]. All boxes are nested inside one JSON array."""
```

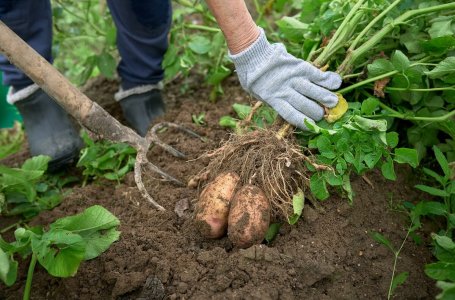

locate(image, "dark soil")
[[1, 77, 438, 299]]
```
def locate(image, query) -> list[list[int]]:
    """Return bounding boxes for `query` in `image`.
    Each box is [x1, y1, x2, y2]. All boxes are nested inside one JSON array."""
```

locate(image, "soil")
[[1, 76, 438, 299]]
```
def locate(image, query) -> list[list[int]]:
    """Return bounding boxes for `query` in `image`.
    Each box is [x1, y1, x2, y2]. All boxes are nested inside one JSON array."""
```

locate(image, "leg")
[[0, 0, 82, 171], [0, 0, 53, 89], [107, 0, 172, 136], [107, 0, 171, 89]]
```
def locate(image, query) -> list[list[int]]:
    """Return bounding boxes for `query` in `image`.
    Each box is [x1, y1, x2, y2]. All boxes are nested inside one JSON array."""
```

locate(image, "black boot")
[[119, 89, 165, 137], [14, 89, 83, 172]]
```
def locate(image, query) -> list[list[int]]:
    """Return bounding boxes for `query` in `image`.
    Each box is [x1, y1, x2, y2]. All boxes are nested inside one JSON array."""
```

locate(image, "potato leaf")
[[288, 188, 305, 225], [31, 229, 86, 278], [0, 248, 17, 286], [391, 272, 409, 295], [50, 205, 120, 260]]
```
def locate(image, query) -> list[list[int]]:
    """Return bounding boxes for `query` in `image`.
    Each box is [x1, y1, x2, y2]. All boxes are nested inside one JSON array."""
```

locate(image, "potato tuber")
[[228, 184, 271, 248], [194, 172, 240, 238]]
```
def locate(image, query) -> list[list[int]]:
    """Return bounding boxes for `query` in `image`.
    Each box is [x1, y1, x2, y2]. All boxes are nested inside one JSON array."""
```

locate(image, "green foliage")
[[77, 131, 136, 184], [0, 205, 120, 296], [219, 103, 278, 133], [0, 123, 24, 160], [304, 105, 418, 202], [408, 146, 455, 297], [52, 0, 117, 85], [370, 228, 412, 299], [0, 156, 75, 219], [165, 1, 232, 100], [192, 112, 206, 126], [288, 189, 305, 225]]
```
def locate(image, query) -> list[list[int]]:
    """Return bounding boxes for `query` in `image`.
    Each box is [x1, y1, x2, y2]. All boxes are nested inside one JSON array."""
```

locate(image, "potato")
[[228, 185, 271, 248], [194, 172, 240, 238]]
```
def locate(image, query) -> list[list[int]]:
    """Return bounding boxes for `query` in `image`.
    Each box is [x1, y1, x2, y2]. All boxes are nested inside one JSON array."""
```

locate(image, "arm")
[[205, 0, 259, 54], [205, 0, 342, 130]]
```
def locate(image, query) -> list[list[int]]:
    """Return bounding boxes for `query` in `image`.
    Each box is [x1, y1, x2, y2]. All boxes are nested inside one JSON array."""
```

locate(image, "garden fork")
[[0, 21, 201, 211]]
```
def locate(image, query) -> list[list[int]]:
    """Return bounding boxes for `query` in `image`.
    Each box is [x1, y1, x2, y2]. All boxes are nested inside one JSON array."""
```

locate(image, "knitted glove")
[[229, 28, 342, 130]]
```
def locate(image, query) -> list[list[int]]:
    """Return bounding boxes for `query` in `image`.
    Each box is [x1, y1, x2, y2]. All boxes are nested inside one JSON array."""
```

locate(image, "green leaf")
[[219, 116, 238, 129], [105, 26, 117, 46], [325, 172, 343, 186], [391, 50, 410, 72], [0, 251, 17, 286], [370, 231, 395, 252], [391, 272, 409, 295], [386, 132, 399, 148], [353, 116, 387, 132], [97, 52, 116, 78], [342, 174, 353, 203], [413, 201, 447, 218], [188, 36, 212, 54], [31, 230, 86, 277], [367, 59, 395, 77], [381, 158, 396, 181], [361, 97, 380, 115], [316, 135, 333, 153], [394, 148, 419, 168], [433, 146, 451, 179], [415, 185, 449, 197], [436, 281, 455, 300], [421, 36, 455, 55], [288, 189, 304, 225], [426, 57, 455, 80], [232, 104, 251, 120], [310, 174, 329, 200], [425, 262, 455, 281], [50, 205, 120, 260], [21, 155, 51, 172], [434, 235, 455, 251], [265, 223, 282, 243], [428, 20, 454, 39], [276, 16, 309, 42]]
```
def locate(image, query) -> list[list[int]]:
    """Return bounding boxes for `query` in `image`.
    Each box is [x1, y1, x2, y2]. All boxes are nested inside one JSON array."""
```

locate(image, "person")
[[0, 0, 341, 171]]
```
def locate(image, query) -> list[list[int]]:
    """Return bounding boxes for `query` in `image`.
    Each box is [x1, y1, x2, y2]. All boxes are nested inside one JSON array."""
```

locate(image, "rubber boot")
[[119, 89, 165, 137], [15, 89, 83, 172]]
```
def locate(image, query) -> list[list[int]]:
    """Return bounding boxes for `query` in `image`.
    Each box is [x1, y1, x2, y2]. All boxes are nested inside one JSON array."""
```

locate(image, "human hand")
[[229, 28, 342, 130]]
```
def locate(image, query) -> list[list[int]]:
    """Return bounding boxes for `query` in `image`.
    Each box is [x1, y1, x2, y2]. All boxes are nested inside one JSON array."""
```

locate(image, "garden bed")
[[1, 77, 437, 299]]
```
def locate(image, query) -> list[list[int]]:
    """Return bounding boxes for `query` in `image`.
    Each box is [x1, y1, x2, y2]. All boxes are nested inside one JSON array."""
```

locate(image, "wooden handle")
[[0, 21, 93, 120]]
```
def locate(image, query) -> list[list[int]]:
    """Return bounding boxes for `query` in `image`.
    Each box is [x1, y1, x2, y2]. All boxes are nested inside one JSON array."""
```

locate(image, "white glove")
[[229, 28, 342, 130]]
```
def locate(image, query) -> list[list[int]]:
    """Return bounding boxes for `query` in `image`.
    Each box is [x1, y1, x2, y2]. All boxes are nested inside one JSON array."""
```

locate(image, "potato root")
[[228, 185, 271, 248], [194, 172, 240, 238]]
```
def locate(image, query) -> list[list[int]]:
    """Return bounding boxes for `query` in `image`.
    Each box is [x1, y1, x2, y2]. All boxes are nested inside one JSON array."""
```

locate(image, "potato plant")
[[0, 205, 120, 300], [171, 0, 454, 293]]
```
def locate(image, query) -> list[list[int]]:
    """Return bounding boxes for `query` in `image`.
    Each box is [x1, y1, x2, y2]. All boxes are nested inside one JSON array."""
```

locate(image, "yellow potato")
[[194, 172, 240, 238], [228, 185, 271, 248], [324, 93, 348, 123]]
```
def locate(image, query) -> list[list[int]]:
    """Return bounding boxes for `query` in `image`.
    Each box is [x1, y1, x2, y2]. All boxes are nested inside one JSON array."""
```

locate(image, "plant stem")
[[387, 225, 412, 300], [338, 71, 398, 94], [314, 0, 366, 66], [385, 86, 455, 92], [184, 24, 221, 32], [349, 0, 403, 51], [23, 253, 37, 300], [337, 2, 455, 74], [0, 221, 22, 233]]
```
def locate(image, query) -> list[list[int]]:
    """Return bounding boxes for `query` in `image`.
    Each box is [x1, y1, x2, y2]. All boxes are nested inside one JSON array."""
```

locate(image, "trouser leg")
[[0, 0, 53, 90], [107, 0, 172, 90]]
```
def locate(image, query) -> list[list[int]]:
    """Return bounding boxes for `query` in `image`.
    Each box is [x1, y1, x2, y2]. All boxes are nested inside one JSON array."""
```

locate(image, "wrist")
[[227, 24, 261, 54], [229, 28, 274, 74]]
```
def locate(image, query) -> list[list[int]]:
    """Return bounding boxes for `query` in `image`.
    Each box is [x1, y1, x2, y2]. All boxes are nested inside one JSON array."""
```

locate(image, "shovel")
[[0, 21, 200, 211]]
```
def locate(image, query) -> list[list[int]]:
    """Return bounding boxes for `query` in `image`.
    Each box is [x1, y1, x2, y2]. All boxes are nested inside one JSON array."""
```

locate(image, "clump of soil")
[[1, 76, 438, 299]]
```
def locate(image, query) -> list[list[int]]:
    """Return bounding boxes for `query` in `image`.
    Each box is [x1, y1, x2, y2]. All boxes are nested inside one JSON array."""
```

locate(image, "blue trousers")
[[0, 0, 171, 90]]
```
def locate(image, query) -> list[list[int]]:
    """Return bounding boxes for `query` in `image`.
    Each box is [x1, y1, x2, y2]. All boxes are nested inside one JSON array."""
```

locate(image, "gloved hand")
[[229, 28, 342, 130]]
